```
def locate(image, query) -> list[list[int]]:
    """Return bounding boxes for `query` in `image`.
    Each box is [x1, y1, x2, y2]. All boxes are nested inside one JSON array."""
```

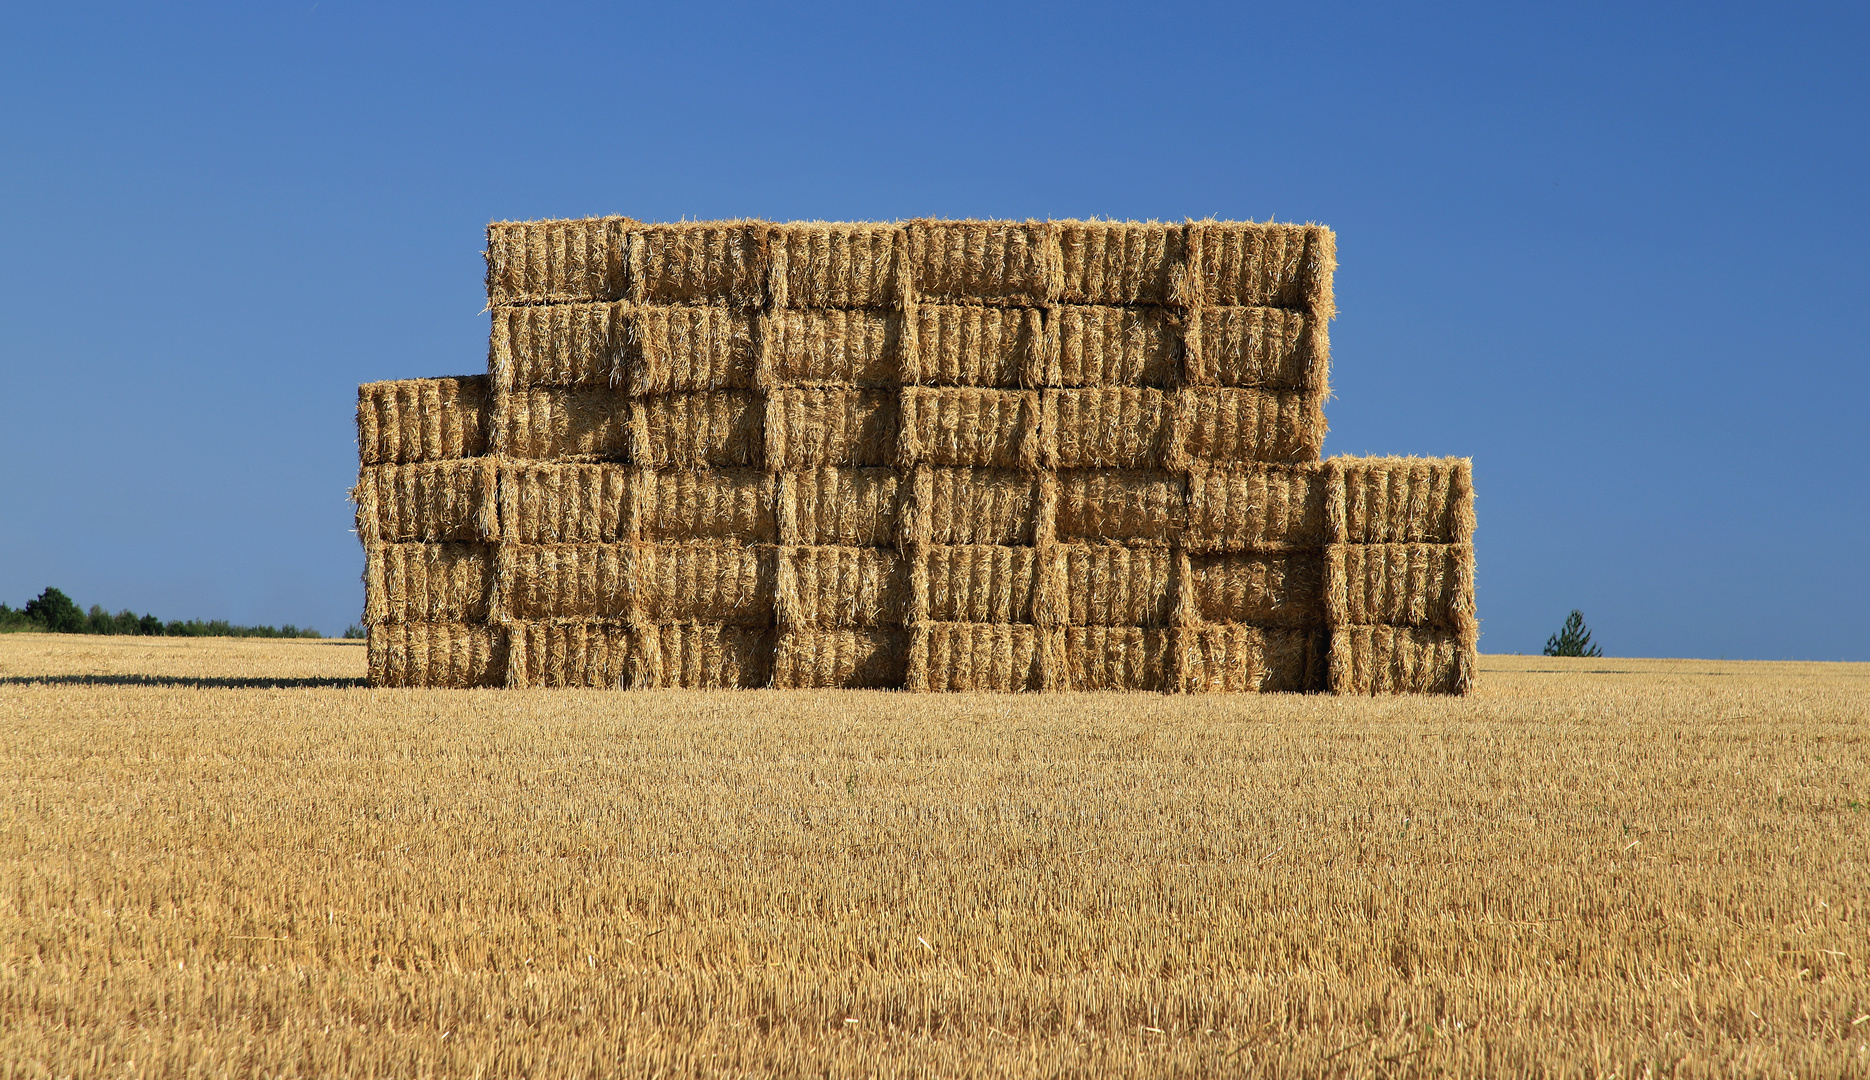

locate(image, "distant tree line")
[[0, 587, 336, 638]]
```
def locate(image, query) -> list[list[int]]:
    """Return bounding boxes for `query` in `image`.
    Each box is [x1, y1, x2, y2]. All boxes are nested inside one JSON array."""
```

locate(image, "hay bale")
[[357, 377, 489, 465], [1324, 543, 1474, 629], [898, 388, 1043, 469], [485, 216, 632, 307], [627, 622, 774, 689], [772, 628, 907, 688], [1057, 221, 1184, 305], [1055, 469, 1185, 543], [912, 622, 1043, 692], [498, 463, 633, 543], [497, 388, 633, 460], [1327, 625, 1471, 695], [924, 544, 1040, 624], [642, 467, 776, 542], [1054, 306, 1178, 388], [365, 543, 494, 624], [1187, 552, 1325, 626], [923, 467, 1041, 546], [776, 545, 906, 628], [504, 620, 632, 689], [1196, 306, 1322, 391], [626, 222, 772, 308], [1183, 464, 1329, 552], [768, 308, 897, 386], [777, 468, 900, 546], [904, 221, 1060, 306], [1063, 626, 1170, 691], [766, 388, 899, 468], [770, 223, 902, 309], [368, 621, 506, 688], [909, 305, 1042, 387], [1179, 625, 1323, 693], [1331, 456, 1475, 545], [1061, 544, 1172, 627], [353, 460, 498, 543]]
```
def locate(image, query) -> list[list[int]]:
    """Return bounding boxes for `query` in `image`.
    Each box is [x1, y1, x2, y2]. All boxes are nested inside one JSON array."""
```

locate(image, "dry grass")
[[2, 634, 1866, 1077]]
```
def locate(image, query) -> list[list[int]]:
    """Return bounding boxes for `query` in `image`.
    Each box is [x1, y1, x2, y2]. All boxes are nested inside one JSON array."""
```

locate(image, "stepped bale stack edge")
[[354, 218, 1477, 693]]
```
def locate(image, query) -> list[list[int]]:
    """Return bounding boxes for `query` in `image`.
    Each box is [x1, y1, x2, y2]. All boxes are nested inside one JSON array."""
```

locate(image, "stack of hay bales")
[[355, 219, 1475, 693]]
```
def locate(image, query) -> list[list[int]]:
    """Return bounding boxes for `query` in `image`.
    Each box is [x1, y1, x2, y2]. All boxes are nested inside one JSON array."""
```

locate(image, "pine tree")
[[1544, 610, 1602, 657]]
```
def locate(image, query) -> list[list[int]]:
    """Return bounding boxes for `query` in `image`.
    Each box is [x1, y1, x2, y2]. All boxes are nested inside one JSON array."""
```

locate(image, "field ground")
[[2, 635, 1866, 1077]]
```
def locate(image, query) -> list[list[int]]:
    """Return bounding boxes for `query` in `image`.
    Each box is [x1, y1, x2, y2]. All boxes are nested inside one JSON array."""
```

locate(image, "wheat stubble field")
[[1, 635, 1866, 1077]]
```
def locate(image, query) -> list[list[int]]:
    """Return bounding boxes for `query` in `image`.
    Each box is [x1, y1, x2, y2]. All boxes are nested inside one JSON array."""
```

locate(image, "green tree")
[[1544, 610, 1602, 657], [24, 587, 84, 634]]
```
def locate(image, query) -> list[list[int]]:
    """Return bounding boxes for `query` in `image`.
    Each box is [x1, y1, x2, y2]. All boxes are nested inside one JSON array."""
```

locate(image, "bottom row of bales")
[[367, 620, 1468, 695]]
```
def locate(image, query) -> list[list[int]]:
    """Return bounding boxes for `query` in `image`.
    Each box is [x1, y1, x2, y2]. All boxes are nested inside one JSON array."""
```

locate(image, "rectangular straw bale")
[[777, 546, 906, 628], [354, 460, 497, 543], [510, 621, 630, 689], [1181, 625, 1323, 693], [768, 309, 897, 386], [623, 306, 757, 393], [1335, 457, 1475, 545], [906, 221, 1060, 305], [1183, 464, 1327, 552], [772, 628, 908, 688], [498, 388, 631, 460], [914, 622, 1042, 692], [924, 545, 1039, 624], [357, 377, 488, 465], [490, 303, 624, 390], [1055, 470, 1185, 543], [1063, 626, 1170, 691], [1198, 307, 1322, 391], [899, 388, 1042, 468], [499, 463, 632, 543], [1188, 221, 1335, 315], [1329, 624, 1472, 695], [910, 304, 1041, 387], [506, 544, 634, 620], [368, 622, 505, 688], [366, 543, 493, 623], [778, 468, 899, 546], [925, 468, 1041, 545], [766, 388, 898, 468], [1049, 388, 1173, 468], [1326, 543, 1474, 629], [634, 542, 774, 625], [1057, 221, 1183, 305], [636, 390, 764, 468], [485, 217, 630, 307], [643, 468, 776, 542], [628, 222, 770, 307], [1179, 388, 1325, 465], [771, 223, 900, 308], [630, 623, 774, 689], [1188, 552, 1324, 626], [1061, 543, 1172, 626], [1055, 306, 1178, 387]]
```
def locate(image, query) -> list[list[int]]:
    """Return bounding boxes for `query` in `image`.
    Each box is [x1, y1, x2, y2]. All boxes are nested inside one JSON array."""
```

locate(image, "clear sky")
[[2, 2, 1864, 658]]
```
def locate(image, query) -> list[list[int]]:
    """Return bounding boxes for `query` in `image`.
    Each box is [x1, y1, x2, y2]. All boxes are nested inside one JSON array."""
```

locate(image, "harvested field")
[[2, 634, 1866, 1076]]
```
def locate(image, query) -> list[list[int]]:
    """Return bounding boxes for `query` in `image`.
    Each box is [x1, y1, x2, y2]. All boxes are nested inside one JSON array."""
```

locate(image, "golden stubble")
[[2, 635, 1866, 1077]]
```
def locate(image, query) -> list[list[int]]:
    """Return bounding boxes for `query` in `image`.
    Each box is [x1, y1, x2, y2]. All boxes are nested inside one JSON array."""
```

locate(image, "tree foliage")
[[0, 587, 322, 638], [1544, 610, 1602, 658]]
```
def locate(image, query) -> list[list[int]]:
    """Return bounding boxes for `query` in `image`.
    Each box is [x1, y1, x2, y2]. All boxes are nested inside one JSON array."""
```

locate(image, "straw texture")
[[358, 377, 489, 465]]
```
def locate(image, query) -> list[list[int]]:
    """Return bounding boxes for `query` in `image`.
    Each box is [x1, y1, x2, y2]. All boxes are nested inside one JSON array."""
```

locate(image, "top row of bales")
[[484, 218, 1336, 315]]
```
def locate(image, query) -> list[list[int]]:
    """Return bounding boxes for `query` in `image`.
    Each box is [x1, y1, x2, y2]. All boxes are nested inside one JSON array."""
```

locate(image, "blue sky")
[[2, 2, 1864, 658]]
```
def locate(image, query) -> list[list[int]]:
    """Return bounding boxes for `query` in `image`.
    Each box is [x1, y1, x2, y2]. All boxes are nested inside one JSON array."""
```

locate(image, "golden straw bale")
[[899, 388, 1043, 468], [1198, 307, 1322, 391], [905, 220, 1060, 306], [627, 222, 770, 307], [924, 545, 1039, 624], [506, 545, 634, 620], [776, 468, 899, 546], [770, 223, 900, 309], [1186, 221, 1335, 315], [1333, 456, 1475, 545], [1061, 544, 1172, 626], [1180, 387, 1326, 464], [1181, 625, 1323, 693], [765, 388, 898, 468], [1188, 552, 1325, 626], [1049, 388, 1174, 469], [1325, 543, 1474, 629], [485, 217, 631, 306], [636, 542, 773, 625], [507, 621, 630, 688], [368, 621, 505, 688], [772, 628, 908, 688], [914, 622, 1043, 692], [353, 460, 497, 543], [1054, 306, 1178, 388], [1064, 626, 1170, 691], [925, 468, 1041, 546], [357, 377, 488, 465], [1057, 221, 1184, 305], [629, 623, 774, 689], [498, 463, 632, 543], [497, 388, 631, 460], [1055, 469, 1185, 543], [635, 391, 764, 468], [490, 303, 624, 390], [777, 546, 906, 628], [366, 543, 493, 624], [1183, 464, 1328, 552], [623, 306, 757, 393], [642, 468, 776, 543], [1328, 624, 1472, 695], [767, 309, 896, 386], [909, 305, 1040, 387]]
